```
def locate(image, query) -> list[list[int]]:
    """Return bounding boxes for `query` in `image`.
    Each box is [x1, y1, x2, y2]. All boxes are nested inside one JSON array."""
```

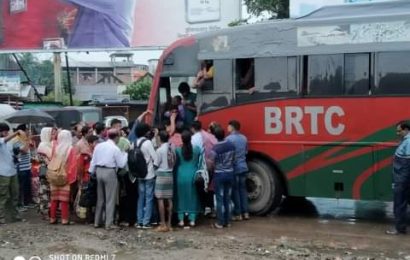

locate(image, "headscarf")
[[56, 130, 73, 160], [37, 127, 53, 159]]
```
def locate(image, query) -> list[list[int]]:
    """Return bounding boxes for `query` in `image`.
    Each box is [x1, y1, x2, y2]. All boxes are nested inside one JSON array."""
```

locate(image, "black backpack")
[[128, 138, 148, 179]]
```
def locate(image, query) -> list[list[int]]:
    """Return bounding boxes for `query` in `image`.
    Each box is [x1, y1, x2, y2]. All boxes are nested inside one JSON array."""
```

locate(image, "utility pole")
[[53, 52, 62, 102], [64, 52, 73, 106]]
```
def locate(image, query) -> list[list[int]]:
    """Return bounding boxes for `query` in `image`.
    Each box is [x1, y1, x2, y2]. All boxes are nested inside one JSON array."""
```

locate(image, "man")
[[110, 118, 130, 152], [135, 122, 158, 229], [190, 121, 214, 214], [386, 121, 410, 235], [65, 0, 136, 48], [93, 122, 106, 143], [12, 124, 33, 209], [89, 129, 127, 230], [226, 120, 250, 221], [178, 82, 197, 127], [210, 126, 235, 229], [75, 125, 93, 155], [0, 123, 24, 224]]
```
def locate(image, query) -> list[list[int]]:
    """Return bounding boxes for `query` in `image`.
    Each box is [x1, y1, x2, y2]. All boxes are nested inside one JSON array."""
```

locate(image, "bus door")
[[157, 43, 199, 126]]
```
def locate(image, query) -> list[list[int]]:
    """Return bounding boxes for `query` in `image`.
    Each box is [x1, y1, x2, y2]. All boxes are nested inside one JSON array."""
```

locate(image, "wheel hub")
[[247, 172, 262, 200]]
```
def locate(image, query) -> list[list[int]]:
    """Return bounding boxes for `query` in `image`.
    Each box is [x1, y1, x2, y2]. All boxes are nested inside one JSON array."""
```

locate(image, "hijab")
[[56, 130, 73, 160], [37, 127, 53, 159]]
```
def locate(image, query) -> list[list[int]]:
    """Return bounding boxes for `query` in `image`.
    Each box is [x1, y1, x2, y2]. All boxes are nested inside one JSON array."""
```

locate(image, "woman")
[[36, 127, 54, 219], [175, 130, 201, 227], [49, 130, 77, 225]]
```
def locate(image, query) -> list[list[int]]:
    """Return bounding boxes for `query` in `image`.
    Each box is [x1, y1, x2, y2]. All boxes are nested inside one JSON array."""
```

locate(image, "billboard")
[[0, 0, 241, 52]]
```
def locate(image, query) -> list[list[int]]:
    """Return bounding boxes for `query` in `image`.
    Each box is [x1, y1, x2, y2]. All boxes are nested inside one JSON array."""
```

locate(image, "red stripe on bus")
[[352, 157, 392, 200]]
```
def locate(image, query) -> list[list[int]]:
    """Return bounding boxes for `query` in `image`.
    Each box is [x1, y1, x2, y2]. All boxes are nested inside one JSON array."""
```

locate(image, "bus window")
[[344, 53, 370, 95], [199, 59, 233, 113], [194, 60, 214, 90], [255, 57, 298, 96], [307, 54, 344, 96], [236, 58, 254, 91], [375, 51, 410, 95]]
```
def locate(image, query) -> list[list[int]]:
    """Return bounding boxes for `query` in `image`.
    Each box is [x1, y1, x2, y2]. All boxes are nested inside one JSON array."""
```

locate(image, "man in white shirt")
[[135, 123, 158, 229], [89, 129, 127, 230], [0, 123, 25, 225]]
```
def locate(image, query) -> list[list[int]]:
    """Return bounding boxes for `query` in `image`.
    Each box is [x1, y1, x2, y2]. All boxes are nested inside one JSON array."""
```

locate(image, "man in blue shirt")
[[386, 121, 410, 235], [65, 0, 136, 48], [226, 120, 250, 221], [210, 126, 235, 229], [0, 123, 24, 224]]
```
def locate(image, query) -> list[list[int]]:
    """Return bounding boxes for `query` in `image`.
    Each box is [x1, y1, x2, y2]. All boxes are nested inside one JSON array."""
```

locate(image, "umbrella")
[[3, 109, 55, 125], [0, 104, 16, 119]]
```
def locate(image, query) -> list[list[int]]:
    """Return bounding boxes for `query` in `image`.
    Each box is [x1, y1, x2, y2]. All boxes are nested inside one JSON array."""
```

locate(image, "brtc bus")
[[147, 1, 410, 215]]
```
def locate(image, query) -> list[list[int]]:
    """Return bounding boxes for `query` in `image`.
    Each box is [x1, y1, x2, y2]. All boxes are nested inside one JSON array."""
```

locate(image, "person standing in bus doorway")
[[226, 120, 250, 221], [386, 121, 410, 235], [178, 82, 197, 127]]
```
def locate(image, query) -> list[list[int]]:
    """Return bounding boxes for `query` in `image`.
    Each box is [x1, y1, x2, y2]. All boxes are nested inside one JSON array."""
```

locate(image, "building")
[[63, 53, 149, 103]]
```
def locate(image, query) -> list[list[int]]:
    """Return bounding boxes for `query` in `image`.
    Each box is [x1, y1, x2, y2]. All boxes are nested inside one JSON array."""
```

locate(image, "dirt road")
[[1, 198, 410, 260]]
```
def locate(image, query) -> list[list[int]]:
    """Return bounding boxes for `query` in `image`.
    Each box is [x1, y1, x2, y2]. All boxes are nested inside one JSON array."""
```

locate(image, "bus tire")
[[247, 159, 283, 215]]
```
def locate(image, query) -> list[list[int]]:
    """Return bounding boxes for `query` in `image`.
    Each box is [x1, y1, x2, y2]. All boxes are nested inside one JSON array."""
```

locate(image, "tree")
[[123, 75, 152, 101], [244, 0, 289, 19]]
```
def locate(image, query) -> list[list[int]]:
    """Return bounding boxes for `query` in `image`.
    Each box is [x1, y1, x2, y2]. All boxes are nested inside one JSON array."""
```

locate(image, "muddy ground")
[[1, 198, 410, 260]]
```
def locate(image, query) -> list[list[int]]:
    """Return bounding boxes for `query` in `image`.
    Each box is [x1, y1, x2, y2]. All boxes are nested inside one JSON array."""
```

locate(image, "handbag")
[[195, 152, 209, 192], [39, 164, 47, 178]]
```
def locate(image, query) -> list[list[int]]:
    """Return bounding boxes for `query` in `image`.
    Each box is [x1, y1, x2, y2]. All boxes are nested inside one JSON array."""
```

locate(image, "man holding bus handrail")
[[386, 121, 410, 235]]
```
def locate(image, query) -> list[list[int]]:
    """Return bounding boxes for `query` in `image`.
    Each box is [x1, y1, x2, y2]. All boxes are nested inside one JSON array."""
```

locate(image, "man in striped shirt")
[[12, 124, 33, 208]]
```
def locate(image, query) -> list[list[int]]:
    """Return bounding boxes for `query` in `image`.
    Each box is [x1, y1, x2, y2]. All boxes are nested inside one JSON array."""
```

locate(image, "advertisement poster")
[[0, 0, 241, 52]]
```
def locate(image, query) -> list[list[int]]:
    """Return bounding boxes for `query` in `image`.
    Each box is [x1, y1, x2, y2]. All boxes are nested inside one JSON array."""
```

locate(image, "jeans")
[[215, 173, 233, 226], [18, 170, 32, 205], [0, 175, 20, 222], [393, 182, 410, 232], [137, 178, 155, 226], [232, 172, 249, 216]]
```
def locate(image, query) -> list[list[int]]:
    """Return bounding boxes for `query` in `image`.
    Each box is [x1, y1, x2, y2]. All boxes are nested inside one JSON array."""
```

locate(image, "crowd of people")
[[0, 96, 251, 232]]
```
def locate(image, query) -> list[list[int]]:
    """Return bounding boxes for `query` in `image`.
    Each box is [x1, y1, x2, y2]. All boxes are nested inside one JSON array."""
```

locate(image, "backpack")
[[128, 138, 148, 179], [46, 154, 67, 186], [167, 143, 176, 169]]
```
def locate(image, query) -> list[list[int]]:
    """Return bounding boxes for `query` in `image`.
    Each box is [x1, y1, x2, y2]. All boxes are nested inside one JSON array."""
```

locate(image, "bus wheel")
[[247, 159, 283, 215]]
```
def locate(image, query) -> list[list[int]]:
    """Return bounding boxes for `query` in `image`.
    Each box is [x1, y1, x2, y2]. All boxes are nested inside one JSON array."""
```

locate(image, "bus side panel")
[[199, 97, 408, 201]]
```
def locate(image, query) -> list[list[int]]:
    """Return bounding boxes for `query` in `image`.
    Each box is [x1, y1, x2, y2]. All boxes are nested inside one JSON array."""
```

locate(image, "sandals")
[[49, 219, 57, 225]]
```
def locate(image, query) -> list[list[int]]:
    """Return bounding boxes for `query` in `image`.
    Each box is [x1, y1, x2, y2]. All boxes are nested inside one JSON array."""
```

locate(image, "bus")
[[147, 1, 410, 215]]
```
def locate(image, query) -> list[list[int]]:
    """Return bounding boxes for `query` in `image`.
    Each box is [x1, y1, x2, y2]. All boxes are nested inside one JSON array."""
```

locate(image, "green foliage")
[[244, 0, 289, 19], [43, 91, 81, 106], [123, 76, 152, 101], [16, 53, 71, 93]]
